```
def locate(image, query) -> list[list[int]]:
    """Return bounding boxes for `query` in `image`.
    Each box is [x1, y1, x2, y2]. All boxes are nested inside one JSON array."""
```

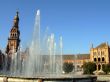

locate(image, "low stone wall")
[[0, 75, 97, 82], [97, 75, 110, 82]]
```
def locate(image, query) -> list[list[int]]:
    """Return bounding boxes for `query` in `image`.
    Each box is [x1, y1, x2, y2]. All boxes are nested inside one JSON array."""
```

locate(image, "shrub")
[[102, 64, 110, 74], [83, 62, 96, 74], [63, 62, 74, 73]]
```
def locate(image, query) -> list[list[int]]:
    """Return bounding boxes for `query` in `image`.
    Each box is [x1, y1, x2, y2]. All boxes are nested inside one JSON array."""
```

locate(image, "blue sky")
[[0, 0, 110, 54]]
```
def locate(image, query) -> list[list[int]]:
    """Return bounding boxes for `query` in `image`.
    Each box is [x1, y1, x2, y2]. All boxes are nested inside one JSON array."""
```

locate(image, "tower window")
[[15, 33, 17, 37], [14, 34, 15, 37]]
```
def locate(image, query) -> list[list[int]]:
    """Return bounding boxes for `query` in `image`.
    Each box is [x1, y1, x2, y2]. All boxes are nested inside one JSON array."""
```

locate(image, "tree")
[[102, 64, 110, 74], [63, 62, 74, 73], [83, 62, 96, 74]]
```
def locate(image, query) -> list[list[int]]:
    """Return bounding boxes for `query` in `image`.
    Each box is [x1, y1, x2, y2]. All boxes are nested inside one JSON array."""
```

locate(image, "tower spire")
[[16, 11, 19, 15], [13, 11, 19, 27]]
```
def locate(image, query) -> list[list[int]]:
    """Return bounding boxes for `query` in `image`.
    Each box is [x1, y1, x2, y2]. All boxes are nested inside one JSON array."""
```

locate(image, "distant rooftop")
[[63, 54, 90, 60]]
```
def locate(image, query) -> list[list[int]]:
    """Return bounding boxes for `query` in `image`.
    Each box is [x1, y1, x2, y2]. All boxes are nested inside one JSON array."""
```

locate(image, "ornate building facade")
[[90, 43, 110, 71], [63, 42, 110, 72], [6, 11, 20, 54]]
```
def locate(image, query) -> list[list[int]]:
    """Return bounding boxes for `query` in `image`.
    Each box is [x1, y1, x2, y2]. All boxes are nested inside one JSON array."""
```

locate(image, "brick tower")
[[6, 11, 20, 54]]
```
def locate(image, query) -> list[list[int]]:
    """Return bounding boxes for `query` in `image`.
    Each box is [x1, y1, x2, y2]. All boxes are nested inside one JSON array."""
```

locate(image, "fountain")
[[0, 9, 97, 82]]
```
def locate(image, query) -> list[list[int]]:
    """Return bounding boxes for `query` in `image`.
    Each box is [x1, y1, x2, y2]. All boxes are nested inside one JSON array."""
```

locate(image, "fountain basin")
[[0, 75, 97, 82]]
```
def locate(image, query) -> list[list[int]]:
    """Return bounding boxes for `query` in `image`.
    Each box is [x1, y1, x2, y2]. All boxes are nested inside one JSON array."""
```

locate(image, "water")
[[0, 9, 98, 82], [3, 9, 63, 77]]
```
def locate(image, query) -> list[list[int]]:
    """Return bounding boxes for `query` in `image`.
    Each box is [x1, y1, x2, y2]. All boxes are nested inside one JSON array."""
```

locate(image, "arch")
[[98, 64, 101, 70], [13, 34, 14, 37], [15, 33, 17, 37], [98, 58, 100, 62], [94, 58, 97, 62], [102, 57, 105, 62], [77, 65, 80, 71], [11, 34, 13, 37]]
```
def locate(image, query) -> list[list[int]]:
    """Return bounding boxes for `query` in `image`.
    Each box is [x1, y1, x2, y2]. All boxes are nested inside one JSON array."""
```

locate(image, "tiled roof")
[[63, 54, 90, 60], [63, 55, 75, 60], [96, 43, 108, 48], [77, 54, 90, 59], [20, 52, 90, 60]]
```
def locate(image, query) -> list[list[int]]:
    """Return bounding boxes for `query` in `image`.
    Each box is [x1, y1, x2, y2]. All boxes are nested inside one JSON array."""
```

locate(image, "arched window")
[[94, 58, 97, 62], [98, 58, 100, 62], [14, 34, 16, 37], [15, 33, 17, 37], [98, 64, 101, 70], [102, 57, 105, 62], [11, 34, 13, 37]]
